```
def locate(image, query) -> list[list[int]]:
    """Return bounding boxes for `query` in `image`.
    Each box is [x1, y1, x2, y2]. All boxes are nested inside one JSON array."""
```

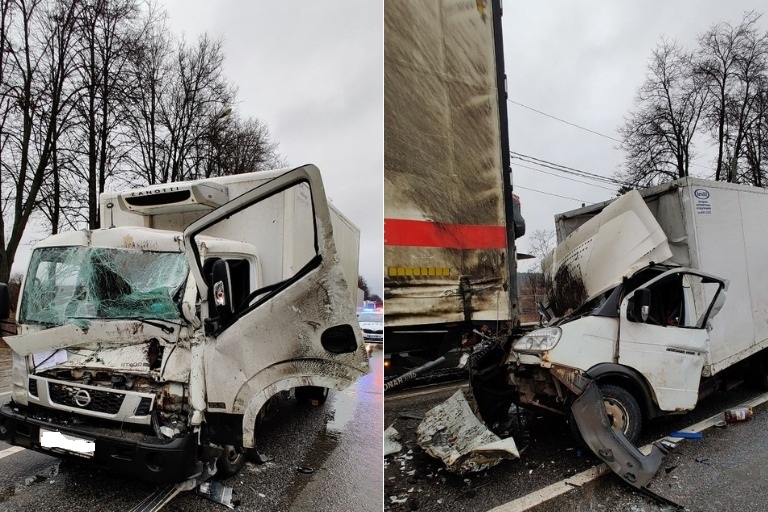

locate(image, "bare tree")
[[121, 1, 171, 185], [199, 114, 286, 178], [696, 11, 768, 183], [68, 0, 140, 228], [158, 33, 232, 183], [0, 0, 79, 282], [743, 84, 768, 185], [618, 39, 708, 188], [524, 229, 555, 322]]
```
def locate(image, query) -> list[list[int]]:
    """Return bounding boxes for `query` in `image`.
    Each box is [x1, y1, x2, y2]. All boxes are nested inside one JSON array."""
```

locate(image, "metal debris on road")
[[196, 481, 237, 509], [416, 389, 519, 474], [384, 426, 403, 456]]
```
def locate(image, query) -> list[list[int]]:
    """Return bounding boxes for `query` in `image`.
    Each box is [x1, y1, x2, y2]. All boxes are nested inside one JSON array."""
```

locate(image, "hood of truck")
[[544, 189, 673, 315], [4, 320, 186, 380]]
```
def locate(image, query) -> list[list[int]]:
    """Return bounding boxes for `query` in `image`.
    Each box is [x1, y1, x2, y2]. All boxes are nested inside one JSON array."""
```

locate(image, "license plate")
[[39, 428, 95, 459]]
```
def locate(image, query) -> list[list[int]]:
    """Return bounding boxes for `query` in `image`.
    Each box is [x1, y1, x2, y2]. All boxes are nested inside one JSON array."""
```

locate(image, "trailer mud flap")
[[416, 389, 518, 474], [571, 382, 666, 489]]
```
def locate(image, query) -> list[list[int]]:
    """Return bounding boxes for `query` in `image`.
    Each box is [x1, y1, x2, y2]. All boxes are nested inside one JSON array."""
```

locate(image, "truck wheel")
[[599, 384, 643, 444], [216, 444, 246, 478], [569, 384, 643, 447], [295, 386, 329, 406]]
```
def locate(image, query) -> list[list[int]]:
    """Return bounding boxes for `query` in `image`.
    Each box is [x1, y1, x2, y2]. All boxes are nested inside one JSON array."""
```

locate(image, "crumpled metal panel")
[[544, 190, 673, 315], [417, 389, 518, 474], [571, 382, 666, 489]]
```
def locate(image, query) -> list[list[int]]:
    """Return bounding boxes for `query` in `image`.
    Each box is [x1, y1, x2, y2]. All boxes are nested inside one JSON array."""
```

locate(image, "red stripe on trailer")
[[384, 218, 507, 249]]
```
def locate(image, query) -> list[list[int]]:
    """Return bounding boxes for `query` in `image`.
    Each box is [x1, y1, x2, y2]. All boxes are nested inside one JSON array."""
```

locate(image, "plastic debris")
[[669, 431, 703, 439]]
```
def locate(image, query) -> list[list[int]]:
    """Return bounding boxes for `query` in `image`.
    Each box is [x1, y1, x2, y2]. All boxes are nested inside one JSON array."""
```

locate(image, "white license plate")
[[39, 428, 95, 459]]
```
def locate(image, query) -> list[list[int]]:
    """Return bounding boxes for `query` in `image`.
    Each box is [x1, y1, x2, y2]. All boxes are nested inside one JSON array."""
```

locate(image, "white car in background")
[[358, 309, 383, 353]]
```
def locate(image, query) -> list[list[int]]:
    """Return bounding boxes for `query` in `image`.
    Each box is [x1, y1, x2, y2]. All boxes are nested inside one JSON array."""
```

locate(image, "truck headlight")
[[513, 327, 562, 353]]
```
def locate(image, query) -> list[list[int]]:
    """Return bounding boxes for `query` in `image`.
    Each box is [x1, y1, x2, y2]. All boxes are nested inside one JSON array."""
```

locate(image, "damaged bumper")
[[571, 382, 666, 490], [0, 402, 202, 483]]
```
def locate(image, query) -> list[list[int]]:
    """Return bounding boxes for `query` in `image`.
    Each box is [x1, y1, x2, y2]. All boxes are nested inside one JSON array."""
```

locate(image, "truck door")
[[183, 164, 367, 446], [618, 269, 726, 412]]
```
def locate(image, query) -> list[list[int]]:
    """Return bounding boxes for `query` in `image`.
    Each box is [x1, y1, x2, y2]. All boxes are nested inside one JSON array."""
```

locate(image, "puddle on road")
[[0, 463, 60, 503]]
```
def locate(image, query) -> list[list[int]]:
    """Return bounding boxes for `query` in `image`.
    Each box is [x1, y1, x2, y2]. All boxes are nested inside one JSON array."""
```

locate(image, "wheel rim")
[[225, 445, 240, 463], [603, 398, 630, 434]]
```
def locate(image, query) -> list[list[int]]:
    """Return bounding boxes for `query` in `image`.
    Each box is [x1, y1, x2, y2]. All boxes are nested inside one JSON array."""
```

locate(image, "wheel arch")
[[585, 363, 660, 421], [236, 360, 362, 448]]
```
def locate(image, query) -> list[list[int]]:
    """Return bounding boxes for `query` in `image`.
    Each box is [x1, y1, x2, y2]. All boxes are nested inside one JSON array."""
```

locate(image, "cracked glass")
[[20, 247, 188, 326]]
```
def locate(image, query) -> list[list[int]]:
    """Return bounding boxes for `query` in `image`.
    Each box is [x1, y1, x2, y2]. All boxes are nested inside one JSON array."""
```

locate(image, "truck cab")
[[0, 165, 368, 483]]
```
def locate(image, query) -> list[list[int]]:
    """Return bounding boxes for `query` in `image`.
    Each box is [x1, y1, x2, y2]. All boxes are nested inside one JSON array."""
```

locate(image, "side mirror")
[[0, 283, 9, 320], [211, 259, 234, 317], [630, 288, 651, 323]]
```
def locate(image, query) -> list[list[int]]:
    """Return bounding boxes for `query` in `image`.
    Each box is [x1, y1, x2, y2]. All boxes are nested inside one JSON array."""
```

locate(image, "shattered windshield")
[[20, 247, 188, 326]]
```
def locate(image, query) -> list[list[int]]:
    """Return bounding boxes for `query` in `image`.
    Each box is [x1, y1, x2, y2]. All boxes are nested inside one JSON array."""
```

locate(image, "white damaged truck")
[[464, 177, 768, 489], [0, 164, 367, 483]]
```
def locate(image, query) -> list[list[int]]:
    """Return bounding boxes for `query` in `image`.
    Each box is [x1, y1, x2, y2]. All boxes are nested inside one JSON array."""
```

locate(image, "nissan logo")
[[73, 389, 91, 407]]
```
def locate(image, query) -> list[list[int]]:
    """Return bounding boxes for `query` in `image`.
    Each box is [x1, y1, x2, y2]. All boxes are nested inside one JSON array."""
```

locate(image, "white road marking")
[[0, 446, 25, 460], [489, 391, 768, 512]]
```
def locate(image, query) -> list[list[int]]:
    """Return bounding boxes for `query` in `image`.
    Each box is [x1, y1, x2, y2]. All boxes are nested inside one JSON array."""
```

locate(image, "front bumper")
[[0, 402, 202, 483]]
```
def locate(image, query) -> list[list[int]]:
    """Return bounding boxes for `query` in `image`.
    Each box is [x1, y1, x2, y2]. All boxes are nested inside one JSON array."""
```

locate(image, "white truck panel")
[[100, 170, 360, 305], [555, 178, 768, 379], [384, 0, 514, 329]]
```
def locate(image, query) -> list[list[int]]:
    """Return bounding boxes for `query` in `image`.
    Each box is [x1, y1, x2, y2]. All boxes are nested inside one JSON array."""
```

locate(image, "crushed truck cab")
[[0, 165, 367, 483]]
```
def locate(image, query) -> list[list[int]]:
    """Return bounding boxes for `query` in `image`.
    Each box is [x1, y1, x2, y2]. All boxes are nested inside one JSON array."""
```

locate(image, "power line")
[[511, 151, 634, 188], [512, 161, 618, 192], [508, 99, 623, 143], [514, 185, 592, 204], [507, 99, 716, 173]]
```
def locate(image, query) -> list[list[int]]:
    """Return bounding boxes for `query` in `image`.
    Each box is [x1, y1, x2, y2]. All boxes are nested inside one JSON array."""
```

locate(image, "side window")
[[629, 273, 724, 329], [646, 275, 684, 326]]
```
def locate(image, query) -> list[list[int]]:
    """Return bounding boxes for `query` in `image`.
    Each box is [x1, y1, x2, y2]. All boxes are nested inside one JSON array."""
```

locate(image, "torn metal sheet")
[[571, 382, 666, 489], [5, 319, 177, 357], [544, 190, 673, 315], [196, 481, 236, 509], [384, 426, 403, 456], [417, 389, 519, 474]]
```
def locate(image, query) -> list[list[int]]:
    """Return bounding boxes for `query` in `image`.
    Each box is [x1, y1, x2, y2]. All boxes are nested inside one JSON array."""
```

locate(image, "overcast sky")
[[163, 1, 383, 296], [504, 1, 768, 269]]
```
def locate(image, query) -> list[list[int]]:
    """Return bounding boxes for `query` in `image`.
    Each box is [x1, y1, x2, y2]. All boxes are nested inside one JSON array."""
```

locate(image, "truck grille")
[[49, 383, 126, 414], [135, 397, 153, 416], [363, 328, 383, 334], [28, 379, 38, 397]]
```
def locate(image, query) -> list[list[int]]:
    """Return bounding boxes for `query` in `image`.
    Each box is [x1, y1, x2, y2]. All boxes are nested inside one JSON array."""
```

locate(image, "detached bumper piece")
[[0, 403, 202, 483], [571, 383, 682, 509]]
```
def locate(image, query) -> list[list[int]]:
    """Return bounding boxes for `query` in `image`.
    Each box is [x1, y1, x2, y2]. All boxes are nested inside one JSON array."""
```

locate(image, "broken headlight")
[[513, 327, 562, 353]]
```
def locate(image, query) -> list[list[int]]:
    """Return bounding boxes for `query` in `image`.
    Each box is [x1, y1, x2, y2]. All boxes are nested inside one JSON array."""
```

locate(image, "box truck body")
[[495, 178, 768, 443], [384, 0, 520, 367]]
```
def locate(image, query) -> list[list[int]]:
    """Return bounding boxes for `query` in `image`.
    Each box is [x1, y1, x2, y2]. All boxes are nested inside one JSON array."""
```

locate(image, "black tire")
[[295, 386, 329, 405], [569, 384, 643, 447], [599, 384, 643, 444], [216, 444, 246, 478]]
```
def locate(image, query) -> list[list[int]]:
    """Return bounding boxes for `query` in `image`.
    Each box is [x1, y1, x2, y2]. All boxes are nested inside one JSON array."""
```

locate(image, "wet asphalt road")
[[0, 341, 383, 512], [385, 379, 768, 512]]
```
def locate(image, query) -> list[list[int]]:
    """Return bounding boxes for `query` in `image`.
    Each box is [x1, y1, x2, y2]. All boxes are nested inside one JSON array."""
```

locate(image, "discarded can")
[[724, 407, 753, 423]]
